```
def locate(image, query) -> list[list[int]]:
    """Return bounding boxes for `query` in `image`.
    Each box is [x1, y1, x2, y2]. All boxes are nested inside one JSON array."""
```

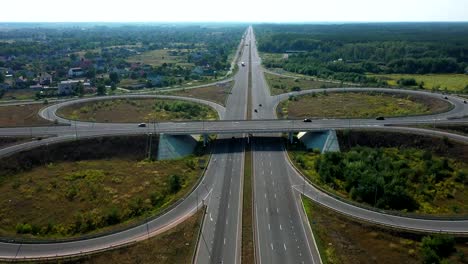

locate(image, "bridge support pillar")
[[288, 132, 293, 144], [203, 134, 208, 147]]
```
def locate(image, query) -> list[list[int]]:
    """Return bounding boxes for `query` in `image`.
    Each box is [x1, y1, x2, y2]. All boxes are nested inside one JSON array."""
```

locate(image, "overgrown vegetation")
[[278, 92, 449, 119], [64, 209, 204, 264], [255, 23, 468, 89], [167, 81, 233, 106], [57, 98, 218, 122], [302, 196, 468, 264], [0, 136, 208, 238], [264, 72, 344, 95], [290, 132, 468, 215]]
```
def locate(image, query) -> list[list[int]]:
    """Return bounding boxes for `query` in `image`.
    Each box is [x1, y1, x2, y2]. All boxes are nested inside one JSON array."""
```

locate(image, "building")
[[39, 72, 53, 85], [68, 67, 84, 78], [58, 80, 80, 95]]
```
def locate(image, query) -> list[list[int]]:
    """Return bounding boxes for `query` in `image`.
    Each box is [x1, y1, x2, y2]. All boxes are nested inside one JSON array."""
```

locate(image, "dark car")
[[444, 96, 448, 100], [376, 116, 385, 120], [259, 104, 262, 107], [254, 109, 258, 113], [138, 123, 147, 127], [303, 118, 312, 122], [464, 100, 467, 104]]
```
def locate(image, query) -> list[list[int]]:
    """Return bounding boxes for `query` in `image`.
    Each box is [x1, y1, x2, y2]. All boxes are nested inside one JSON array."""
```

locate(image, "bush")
[[397, 78, 417, 86], [421, 235, 456, 263], [169, 174, 182, 193]]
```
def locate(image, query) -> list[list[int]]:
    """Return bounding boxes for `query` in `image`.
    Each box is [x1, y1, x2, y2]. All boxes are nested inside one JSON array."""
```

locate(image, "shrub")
[[169, 174, 182, 193]]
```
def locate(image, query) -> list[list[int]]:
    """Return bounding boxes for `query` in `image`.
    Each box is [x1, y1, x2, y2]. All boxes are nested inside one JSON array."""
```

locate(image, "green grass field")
[[66, 208, 203, 264], [278, 92, 449, 119], [127, 49, 194, 67], [0, 154, 207, 238], [302, 197, 468, 264], [57, 98, 218, 122], [264, 72, 344, 95], [371, 74, 468, 92]]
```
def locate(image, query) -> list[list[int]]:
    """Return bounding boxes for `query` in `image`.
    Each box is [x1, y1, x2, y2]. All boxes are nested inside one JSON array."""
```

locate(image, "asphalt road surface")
[[1, 26, 468, 262]]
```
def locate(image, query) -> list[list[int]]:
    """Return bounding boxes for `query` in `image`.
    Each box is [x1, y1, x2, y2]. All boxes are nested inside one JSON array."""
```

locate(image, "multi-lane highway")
[[1, 26, 468, 262]]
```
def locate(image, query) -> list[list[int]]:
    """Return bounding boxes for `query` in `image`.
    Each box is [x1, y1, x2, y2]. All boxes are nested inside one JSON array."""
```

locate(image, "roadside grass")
[[62, 209, 204, 264], [118, 78, 146, 88], [1, 89, 37, 101], [166, 81, 233, 106], [0, 136, 34, 148], [126, 49, 194, 67], [302, 196, 468, 264], [370, 74, 468, 92], [265, 72, 343, 95], [0, 136, 209, 238], [289, 131, 468, 216], [410, 124, 468, 137], [242, 144, 254, 263], [278, 92, 450, 119], [0, 103, 54, 127], [57, 98, 218, 123]]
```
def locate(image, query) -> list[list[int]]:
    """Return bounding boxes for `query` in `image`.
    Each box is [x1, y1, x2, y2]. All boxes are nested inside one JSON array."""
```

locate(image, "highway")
[[195, 27, 249, 264], [1, 26, 468, 262], [248, 26, 320, 264]]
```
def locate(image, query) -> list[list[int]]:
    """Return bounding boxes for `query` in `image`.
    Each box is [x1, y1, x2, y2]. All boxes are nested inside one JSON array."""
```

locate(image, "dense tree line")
[[312, 147, 466, 212], [255, 23, 468, 84]]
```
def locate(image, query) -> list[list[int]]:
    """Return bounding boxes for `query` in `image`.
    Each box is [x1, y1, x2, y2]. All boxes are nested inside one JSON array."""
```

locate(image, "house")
[[58, 80, 81, 95], [39, 72, 53, 85], [68, 67, 84, 78]]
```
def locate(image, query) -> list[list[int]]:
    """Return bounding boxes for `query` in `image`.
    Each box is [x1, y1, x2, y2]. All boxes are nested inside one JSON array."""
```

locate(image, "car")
[[138, 123, 147, 127], [464, 100, 467, 104], [254, 109, 258, 113], [444, 96, 448, 99], [376, 116, 385, 120], [259, 104, 262, 107], [303, 118, 312, 122], [241, 62, 245, 67]]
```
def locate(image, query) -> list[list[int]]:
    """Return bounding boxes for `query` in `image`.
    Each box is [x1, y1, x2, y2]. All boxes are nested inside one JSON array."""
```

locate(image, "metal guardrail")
[[0, 135, 214, 245]]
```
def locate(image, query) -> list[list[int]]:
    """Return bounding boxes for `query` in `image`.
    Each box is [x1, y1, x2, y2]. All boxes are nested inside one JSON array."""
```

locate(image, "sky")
[[1, 0, 467, 22]]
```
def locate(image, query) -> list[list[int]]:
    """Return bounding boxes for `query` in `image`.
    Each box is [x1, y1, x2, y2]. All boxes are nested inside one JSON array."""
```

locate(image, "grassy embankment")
[[167, 81, 233, 106], [371, 74, 468, 92], [302, 197, 468, 264], [264, 72, 344, 95], [21, 209, 204, 264], [0, 103, 53, 127], [0, 136, 208, 238], [242, 43, 254, 263], [57, 98, 218, 122], [278, 92, 450, 119], [289, 131, 468, 216]]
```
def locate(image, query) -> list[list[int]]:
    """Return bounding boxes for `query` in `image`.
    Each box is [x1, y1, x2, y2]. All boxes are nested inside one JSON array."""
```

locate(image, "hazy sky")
[[2, 0, 467, 22]]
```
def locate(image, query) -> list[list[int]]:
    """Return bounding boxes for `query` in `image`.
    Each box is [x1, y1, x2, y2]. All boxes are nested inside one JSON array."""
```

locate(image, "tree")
[[96, 84, 106, 96], [109, 72, 119, 84], [169, 174, 182, 193], [74, 82, 84, 97]]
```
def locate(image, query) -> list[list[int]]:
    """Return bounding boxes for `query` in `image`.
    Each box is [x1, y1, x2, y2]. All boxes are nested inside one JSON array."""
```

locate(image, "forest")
[[255, 23, 468, 84]]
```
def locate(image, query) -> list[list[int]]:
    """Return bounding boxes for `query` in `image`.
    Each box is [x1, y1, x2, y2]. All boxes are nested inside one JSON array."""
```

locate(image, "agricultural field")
[[289, 131, 468, 215], [278, 92, 450, 119], [57, 98, 218, 122], [0, 136, 207, 238], [127, 49, 194, 67], [371, 74, 468, 92], [264, 72, 343, 95], [61, 209, 203, 264], [0, 103, 54, 127], [167, 81, 233, 106], [302, 197, 468, 264]]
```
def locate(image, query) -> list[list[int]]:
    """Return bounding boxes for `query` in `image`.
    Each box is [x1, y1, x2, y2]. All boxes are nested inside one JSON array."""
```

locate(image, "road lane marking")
[[280, 224, 282, 230], [268, 223, 270, 230], [271, 243, 274, 250], [284, 243, 287, 251]]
